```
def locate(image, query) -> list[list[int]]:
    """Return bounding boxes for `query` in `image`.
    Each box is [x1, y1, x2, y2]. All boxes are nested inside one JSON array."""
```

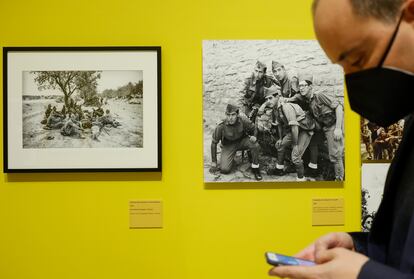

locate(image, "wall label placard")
[[312, 198, 344, 226], [129, 200, 163, 229]]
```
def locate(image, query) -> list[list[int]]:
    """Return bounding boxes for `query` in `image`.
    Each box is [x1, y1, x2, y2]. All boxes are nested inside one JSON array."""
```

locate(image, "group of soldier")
[[41, 97, 121, 141], [209, 60, 345, 181], [361, 118, 404, 161]]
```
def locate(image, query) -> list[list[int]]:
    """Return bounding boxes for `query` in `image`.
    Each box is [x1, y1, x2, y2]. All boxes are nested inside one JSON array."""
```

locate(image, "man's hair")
[[312, 0, 404, 23]]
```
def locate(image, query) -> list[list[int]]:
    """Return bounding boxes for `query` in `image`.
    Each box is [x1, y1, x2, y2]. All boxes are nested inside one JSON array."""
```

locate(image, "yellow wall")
[[0, 0, 361, 278]]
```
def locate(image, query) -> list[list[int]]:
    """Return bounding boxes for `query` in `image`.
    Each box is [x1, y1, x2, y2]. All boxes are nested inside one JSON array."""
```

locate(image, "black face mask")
[[345, 14, 414, 127]]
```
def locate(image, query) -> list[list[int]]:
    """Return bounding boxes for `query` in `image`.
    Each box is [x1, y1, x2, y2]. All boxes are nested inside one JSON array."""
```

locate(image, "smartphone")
[[265, 252, 316, 266]]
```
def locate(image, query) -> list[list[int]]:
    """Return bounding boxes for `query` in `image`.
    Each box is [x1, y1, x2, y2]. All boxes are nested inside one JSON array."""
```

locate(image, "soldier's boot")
[[267, 168, 285, 176], [252, 168, 263, 181], [305, 163, 319, 178], [305, 167, 320, 178]]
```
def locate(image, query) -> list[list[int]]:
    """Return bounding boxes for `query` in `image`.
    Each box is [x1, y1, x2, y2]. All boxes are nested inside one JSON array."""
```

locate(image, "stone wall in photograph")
[[202, 40, 344, 182]]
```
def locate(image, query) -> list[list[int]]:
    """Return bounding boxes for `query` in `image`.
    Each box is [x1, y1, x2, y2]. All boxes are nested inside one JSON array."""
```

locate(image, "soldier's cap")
[[272, 60, 285, 69], [226, 103, 239, 114], [299, 77, 313, 86], [255, 60, 267, 71], [264, 84, 281, 98]]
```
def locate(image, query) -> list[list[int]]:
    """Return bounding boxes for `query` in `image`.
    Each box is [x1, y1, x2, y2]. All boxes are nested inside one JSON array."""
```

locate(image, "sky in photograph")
[[23, 70, 143, 96]]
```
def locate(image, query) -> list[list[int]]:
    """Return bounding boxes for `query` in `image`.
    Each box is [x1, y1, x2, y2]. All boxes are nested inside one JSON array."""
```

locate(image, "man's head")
[[312, 0, 414, 74], [254, 60, 267, 80], [313, 0, 404, 23], [379, 127, 387, 137], [225, 103, 239, 125], [264, 85, 281, 107], [271, 61, 287, 81], [299, 80, 313, 97]]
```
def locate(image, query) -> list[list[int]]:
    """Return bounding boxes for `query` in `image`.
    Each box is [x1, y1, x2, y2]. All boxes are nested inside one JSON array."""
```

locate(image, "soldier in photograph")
[[209, 103, 262, 181], [239, 61, 279, 121], [299, 79, 344, 181], [40, 104, 53, 125], [256, 85, 282, 156], [387, 123, 403, 158], [43, 107, 65, 130], [373, 128, 392, 160], [266, 91, 316, 181], [271, 61, 296, 98], [361, 122, 373, 160], [60, 113, 85, 139], [99, 109, 122, 128], [272, 62, 310, 112]]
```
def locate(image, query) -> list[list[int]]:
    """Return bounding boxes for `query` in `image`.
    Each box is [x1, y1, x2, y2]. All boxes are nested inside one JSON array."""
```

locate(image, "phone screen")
[[266, 252, 315, 266]]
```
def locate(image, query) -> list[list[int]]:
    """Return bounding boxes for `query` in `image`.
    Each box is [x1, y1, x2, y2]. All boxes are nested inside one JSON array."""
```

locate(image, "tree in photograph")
[[101, 81, 143, 99], [77, 71, 101, 106], [32, 71, 101, 107], [131, 80, 143, 98]]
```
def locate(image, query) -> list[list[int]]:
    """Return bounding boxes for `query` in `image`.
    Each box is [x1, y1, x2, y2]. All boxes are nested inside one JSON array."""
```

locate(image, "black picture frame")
[[3, 46, 161, 173]]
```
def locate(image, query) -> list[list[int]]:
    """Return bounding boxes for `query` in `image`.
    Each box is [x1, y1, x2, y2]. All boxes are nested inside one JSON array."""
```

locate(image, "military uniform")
[[285, 93, 310, 112], [256, 85, 282, 155], [361, 126, 373, 159], [278, 76, 295, 98], [308, 91, 345, 180], [256, 109, 278, 155], [240, 73, 278, 116], [211, 115, 259, 174], [60, 118, 84, 138], [273, 102, 315, 179]]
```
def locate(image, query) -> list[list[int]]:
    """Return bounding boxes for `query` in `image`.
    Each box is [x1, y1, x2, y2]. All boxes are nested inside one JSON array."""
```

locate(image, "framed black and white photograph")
[[3, 47, 161, 172], [203, 40, 344, 183]]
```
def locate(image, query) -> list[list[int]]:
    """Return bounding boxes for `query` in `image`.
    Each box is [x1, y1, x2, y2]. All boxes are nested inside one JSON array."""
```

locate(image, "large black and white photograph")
[[361, 163, 389, 232], [361, 117, 405, 162], [23, 70, 143, 149], [4, 47, 161, 172], [203, 40, 344, 183]]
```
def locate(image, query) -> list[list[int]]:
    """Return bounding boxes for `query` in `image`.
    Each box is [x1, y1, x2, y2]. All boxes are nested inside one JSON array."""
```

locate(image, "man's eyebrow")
[[337, 42, 365, 63], [337, 48, 354, 63]]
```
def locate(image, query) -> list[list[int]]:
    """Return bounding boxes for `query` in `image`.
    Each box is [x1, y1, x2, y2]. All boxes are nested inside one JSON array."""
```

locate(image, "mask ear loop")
[[378, 12, 404, 67]]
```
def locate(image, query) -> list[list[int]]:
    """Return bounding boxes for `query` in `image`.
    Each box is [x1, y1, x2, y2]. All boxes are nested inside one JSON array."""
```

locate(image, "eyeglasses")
[[299, 84, 308, 88]]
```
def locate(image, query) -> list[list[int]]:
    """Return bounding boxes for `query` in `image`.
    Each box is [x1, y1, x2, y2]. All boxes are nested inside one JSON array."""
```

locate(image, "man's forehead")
[[313, 0, 367, 62]]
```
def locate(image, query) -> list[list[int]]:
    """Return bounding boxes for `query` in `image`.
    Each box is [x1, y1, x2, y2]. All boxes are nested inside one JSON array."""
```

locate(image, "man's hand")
[[209, 162, 219, 174], [295, 232, 355, 261], [269, 248, 368, 279], [280, 97, 287, 103], [334, 128, 342, 141], [275, 139, 282, 149], [249, 136, 257, 143]]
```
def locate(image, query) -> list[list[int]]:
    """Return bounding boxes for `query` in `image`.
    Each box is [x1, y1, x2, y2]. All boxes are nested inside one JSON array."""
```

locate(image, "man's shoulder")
[[314, 91, 335, 101], [281, 102, 301, 111], [215, 119, 226, 128]]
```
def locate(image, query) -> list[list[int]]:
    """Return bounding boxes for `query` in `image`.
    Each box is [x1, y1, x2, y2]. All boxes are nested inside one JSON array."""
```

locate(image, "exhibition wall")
[[0, 0, 362, 278]]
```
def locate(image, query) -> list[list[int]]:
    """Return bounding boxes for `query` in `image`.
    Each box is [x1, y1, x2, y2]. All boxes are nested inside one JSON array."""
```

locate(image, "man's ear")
[[404, 0, 414, 23]]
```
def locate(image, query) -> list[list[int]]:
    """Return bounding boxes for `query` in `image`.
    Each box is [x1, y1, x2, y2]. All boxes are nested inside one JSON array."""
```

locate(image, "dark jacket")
[[351, 113, 414, 279]]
